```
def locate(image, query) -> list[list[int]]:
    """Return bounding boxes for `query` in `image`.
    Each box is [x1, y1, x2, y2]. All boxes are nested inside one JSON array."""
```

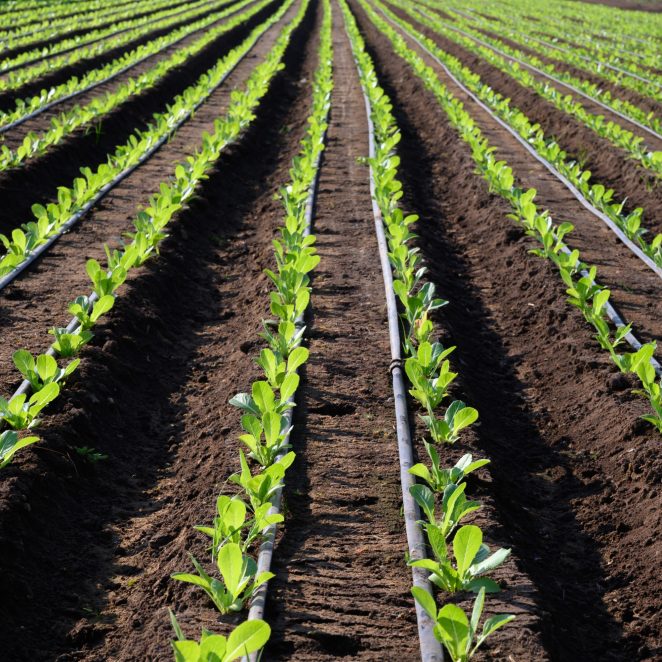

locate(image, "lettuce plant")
[[172, 542, 273, 614], [170, 614, 271, 662], [412, 586, 515, 661], [410, 525, 510, 594], [410, 444, 489, 492], [12, 351, 79, 391]]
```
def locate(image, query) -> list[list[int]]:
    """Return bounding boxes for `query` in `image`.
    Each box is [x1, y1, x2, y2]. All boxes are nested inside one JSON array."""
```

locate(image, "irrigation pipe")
[[444, 6, 661, 88], [383, 8, 662, 281], [381, 9, 662, 376], [243, 63, 329, 662], [345, 12, 443, 662], [0, 0, 261, 135], [421, 7, 662, 144], [0, 0, 227, 76], [0, 6, 280, 294]]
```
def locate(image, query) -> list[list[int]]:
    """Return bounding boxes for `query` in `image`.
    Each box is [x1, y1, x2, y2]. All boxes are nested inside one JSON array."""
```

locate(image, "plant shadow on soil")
[[0, 3, 319, 657], [351, 6, 636, 659]]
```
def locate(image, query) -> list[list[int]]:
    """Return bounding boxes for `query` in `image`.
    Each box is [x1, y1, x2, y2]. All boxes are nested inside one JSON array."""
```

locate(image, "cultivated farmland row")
[[0, 0, 658, 660]]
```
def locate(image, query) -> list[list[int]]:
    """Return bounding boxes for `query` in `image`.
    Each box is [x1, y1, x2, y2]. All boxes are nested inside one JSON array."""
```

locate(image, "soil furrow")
[[0, 1, 298, 396], [351, 1, 661, 659], [264, 6, 418, 659], [387, 3, 662, 234], [0, 0, 319, 658], [377, 6, 662, 352]]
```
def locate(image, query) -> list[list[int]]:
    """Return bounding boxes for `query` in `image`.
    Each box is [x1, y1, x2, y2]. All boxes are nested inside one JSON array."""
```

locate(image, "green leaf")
[[217, 542, 244, 595], [262, 411, 281, 446], [286, 346, 308, 372], [224, 620, 271, 661], [90, 294, 115, 322], [12, 349, 34, 377], [471, 547, 511, 576], [199, 634, 228, 660], [172, 640, 200, 662], [36, 354, 57, 381], [279, 372, 299, 401], [436, 603, 470, 659], [454, 525, 482, 577], [171, 573, 210, 589], [470, 587, 485, 638], [411, 586, 437, 621], [252, 381, 275, 413], [453, 406, 478, 432]]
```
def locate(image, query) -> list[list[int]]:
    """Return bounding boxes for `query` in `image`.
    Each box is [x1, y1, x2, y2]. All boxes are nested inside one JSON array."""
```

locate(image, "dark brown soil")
[[350, 1, 661, 660], [265, 7, 418, 658], [0, 1, 316, 657], [0, 0, 659, 660], [384, 3, 662, 235]]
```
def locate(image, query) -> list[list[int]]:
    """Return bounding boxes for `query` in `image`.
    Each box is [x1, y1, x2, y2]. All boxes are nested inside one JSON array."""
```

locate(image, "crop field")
[[0, 0, 660, 659]]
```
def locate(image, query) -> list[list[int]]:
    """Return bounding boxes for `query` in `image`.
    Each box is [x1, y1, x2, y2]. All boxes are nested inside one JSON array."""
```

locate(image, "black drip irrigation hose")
[[0, 6, 278, 294], [345, 13, 443, 662], [0, 0, 226, 77], [421, 9, 662, 143], [0, 0, 258, 135], [381, 8, 662, 379], [243, 80, 330, 662]]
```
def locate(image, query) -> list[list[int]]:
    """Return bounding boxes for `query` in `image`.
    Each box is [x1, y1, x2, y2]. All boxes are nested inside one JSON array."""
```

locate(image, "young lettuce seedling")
[[12, 350, 79, 391], [171, 542, 273, 614], [229, 450, 295, 509], [49, 327, 93, 357], [422, 401, 479, 444], [409, 443, 490, 492], [169, 611, 271, 662], [260, 319, 305, 358], [411, 482, 481, 539], [412, 586, 515, 662], [0, 382, 59, 430], [410, 524, 510, 594], [0, 430, 40, 468], [194, 494, 284, 555], [68, 294, 115, 331]]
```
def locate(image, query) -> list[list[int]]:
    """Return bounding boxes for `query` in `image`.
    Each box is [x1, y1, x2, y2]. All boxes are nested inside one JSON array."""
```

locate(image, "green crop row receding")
[[0, 0, 247, 132], [0, 0, 264, 173], [417, 0, 662, 136], [341, 0, 516, 659], [0, 0, 298, 468], [381, 0, 662, 264], [0, 0, 278, 280], [168, 0, 333, 658], [360, 0, 662, 433]]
